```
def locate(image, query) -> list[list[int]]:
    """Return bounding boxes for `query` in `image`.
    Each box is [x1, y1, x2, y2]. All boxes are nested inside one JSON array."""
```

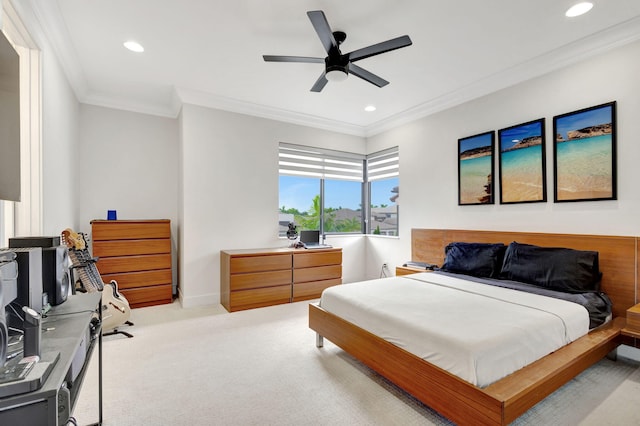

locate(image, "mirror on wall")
[[0, 29, 20, 201]]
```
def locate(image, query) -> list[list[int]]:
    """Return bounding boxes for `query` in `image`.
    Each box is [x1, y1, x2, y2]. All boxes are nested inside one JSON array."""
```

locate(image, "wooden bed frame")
[[309, 229, 637, 425]]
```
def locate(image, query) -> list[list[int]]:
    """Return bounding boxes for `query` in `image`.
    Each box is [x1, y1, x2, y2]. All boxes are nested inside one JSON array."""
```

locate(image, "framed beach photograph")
[[498, 118, 547, 204], [458, 131, 495, 205], [553, 101, 617, 202]]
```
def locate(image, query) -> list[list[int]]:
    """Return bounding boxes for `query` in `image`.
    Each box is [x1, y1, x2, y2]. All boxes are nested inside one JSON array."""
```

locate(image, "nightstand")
[[396, 266, 433, 276], [621, 304, 640, 338]]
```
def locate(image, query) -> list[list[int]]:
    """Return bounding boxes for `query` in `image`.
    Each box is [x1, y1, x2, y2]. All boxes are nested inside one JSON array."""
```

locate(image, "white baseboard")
[[176, 288, 219, 308]]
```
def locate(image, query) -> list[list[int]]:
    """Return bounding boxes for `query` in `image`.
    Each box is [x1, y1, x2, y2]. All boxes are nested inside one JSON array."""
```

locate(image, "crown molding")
[[81, 91, 178, 118], [175, 87, 366, 137], [26, 0, 89, 100]]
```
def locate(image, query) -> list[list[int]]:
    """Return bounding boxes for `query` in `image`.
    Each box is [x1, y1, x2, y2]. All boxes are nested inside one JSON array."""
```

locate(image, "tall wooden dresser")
[[91, 219, 173, 308], [220, 247, 342, 312]]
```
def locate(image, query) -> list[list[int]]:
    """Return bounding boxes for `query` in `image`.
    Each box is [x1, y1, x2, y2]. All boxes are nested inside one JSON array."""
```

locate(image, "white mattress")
[[319, 272, 590, 387]]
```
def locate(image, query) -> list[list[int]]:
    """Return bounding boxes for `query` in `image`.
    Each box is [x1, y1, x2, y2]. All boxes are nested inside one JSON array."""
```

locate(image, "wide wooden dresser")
[[220, 247, 342, 312], [91, 219, 173, 308]]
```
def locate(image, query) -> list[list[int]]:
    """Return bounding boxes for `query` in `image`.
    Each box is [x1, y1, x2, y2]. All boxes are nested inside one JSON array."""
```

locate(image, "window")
[[323, 179, 362, 233], [278, 143, 364, 237], [278, 175, 321, 235], [278, 143, 398, 237], [367, 147, 399, 236]]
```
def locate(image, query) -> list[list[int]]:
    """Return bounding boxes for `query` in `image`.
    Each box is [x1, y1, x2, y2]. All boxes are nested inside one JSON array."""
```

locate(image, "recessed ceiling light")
[[364, 105, 376, 112], [565, 2, 593, 18], [123, 40, 144, 53]]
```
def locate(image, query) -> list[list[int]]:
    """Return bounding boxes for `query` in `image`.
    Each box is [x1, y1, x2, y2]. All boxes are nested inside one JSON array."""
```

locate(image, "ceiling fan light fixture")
[[326, 68, 348, 82]]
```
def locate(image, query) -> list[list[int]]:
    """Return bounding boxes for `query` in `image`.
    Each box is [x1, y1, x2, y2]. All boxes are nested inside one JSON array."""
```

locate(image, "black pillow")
[[441, 242, 506, 278], [499, 241, 601, 293]]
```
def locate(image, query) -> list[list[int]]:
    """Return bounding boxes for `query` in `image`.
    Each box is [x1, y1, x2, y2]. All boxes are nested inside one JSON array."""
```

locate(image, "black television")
[[0, 29, 21, 202]]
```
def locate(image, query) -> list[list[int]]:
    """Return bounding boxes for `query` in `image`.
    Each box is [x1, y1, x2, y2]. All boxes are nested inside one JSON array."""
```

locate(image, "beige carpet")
[[74, 300, 640, 425]]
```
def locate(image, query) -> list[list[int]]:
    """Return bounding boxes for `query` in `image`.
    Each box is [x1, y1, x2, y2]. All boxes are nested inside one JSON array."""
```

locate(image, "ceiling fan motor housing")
[[325, 55, 349, 80]]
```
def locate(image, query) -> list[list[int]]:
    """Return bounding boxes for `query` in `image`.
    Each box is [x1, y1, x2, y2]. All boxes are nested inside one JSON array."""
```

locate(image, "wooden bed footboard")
[[309, 303, 624, 425]]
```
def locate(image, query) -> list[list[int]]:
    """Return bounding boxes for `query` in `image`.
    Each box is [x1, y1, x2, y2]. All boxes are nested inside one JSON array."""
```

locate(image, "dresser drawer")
[[101, 269, 172, 290], [293, 265, 341, 284], [92, 220, 170, 241], [120, 284, 173, 308], [292, 278, 341, 302], [96, 253, 172, 275], [229, 285, 291, 311], [230, 254, 291, 274], [93, 239, 171, 257], [293, 250, 342, 268], [230, 270, 291, 291]]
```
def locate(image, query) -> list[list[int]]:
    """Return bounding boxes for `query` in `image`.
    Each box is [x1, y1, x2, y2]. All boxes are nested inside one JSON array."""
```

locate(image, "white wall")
[[366, 39, 640, 278], [41, 46, 80, 235], [77, 105, 179, 286], [77, 105, 179, 230], [178, 104, 366, 307]]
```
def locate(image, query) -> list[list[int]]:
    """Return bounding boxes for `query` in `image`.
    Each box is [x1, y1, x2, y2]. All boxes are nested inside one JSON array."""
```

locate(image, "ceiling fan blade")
[[307, 10, 337, 54], [263, 55, 324, 63], [347, 35, 412, 62], [349, 64, 389, 88], [310, 72, 328, 92]]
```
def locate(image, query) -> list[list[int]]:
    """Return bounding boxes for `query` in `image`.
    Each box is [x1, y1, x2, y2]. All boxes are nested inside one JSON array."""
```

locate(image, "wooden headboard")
[[411, 229, 638, 319]]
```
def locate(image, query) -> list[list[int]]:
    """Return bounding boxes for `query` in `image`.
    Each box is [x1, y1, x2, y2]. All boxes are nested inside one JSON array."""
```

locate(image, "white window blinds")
[[279, 143, 364, 182], [366, 146, 399, 181]]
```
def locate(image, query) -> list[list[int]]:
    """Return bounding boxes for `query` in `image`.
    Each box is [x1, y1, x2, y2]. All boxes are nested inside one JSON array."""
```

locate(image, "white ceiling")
[[27, 0, 640, 136]]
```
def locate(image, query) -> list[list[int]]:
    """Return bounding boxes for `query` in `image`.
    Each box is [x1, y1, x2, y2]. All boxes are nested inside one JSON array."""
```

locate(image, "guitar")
[[101, 280, 132, 331], [62, 228, 132, 331], [62, 227, 86, 250], [62, 228, 102, 292]]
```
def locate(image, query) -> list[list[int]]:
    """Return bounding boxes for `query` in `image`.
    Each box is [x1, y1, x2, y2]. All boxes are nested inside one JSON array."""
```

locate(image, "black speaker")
[[42, 246, 70, 306], [8, 237, 70, 307], [3, 247, 43, 313]]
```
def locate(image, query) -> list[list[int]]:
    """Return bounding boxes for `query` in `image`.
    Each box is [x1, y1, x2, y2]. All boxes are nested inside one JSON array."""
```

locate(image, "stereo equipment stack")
[[9, 236, 70, 307]]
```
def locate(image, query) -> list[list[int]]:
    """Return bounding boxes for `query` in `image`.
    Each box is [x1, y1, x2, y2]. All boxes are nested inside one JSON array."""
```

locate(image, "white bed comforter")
[[319, 272, 589, 387]]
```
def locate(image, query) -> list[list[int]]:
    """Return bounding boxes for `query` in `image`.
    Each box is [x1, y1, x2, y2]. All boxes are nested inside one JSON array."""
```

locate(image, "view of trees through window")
[[369, 177, 399, 236], [278, 175, 399, 237]]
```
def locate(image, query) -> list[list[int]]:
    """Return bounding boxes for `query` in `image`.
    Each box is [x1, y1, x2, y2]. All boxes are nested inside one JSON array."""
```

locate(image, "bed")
[[309, 229, 637, 425]]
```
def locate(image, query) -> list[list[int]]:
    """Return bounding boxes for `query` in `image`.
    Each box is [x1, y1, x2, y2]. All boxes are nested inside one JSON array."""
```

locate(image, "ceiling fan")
[[263, 10, 412, 92]]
